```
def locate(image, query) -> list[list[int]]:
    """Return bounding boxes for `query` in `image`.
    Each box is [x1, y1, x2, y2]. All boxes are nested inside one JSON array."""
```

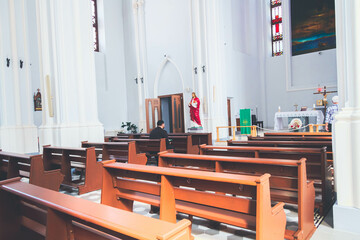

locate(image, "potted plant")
[[121, 122, 139, 134]]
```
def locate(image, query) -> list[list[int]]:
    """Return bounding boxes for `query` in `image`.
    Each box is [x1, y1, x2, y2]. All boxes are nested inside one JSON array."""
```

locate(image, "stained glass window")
[[271, 0, 283, 56], [91, 0, 99, 52]]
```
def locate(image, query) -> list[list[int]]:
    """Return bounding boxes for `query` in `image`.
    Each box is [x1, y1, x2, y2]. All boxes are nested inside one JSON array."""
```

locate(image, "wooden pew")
[[81, 141, 148, 165], [138, 135, 196, 154], [0, 151, 64, 191], [113, 138, 167, 159], [101, 162, 287, 240], [121, 133, 213, 154], [264, 132, 332, 137], [248, 136, 332, 141], [104, 136, 117, 142], [169, 133, 212, 154], [43, 146, 101, 194], [116, 133, 145, 139], [158, 152, 316, 240], [228, 139, 333, 162], [200, 145, 333, 215], [0, 178, 193, 240], [168, 136, 195, 154]]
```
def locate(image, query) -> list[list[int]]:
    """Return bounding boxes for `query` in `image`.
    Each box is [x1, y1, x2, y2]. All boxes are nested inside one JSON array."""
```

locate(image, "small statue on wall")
[[188, 92, 202, 128], [33, 89, 42, 111]]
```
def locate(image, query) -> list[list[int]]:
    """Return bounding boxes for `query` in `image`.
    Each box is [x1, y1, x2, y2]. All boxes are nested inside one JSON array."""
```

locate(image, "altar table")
[[274, 110, 324, 131]]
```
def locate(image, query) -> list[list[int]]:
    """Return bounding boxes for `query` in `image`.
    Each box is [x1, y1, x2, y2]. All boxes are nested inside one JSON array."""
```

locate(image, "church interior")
[[0, 0, 360, 239]]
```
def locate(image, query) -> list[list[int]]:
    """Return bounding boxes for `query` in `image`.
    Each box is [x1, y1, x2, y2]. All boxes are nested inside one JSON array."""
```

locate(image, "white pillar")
[[36, 0, 103, 148], [332, 0, 360, 233], [132, 0, 146, 131], [0, 0, 38, 153], [202, 0, 227, 136]]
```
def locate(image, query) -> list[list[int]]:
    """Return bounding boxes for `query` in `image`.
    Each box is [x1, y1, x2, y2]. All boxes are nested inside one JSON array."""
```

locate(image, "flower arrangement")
[[289, 118, 302, 130]]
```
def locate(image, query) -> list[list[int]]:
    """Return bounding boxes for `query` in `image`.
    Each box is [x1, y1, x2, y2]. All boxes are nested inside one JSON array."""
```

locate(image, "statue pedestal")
[[187, 127, 204, 133]]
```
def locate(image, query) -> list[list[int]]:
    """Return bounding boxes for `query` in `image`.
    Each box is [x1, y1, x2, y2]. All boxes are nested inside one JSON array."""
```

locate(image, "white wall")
[[122, 0, 140, 128], [94, 0, 129, 132], [93, 0, 338, 136], [27, 0, 42, 127], [262, 0, 338, 128], [221, 0, 265, 130]]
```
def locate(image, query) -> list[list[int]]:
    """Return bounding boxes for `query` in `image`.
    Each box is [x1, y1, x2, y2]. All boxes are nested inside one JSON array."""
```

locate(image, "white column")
[[202, 0, 227, 136], [132, 0, 146, 131], [332, 0, 360, 234], [0, 0, 38, 153], [36, 0, 104, 148], [190, 0, 217, 133]]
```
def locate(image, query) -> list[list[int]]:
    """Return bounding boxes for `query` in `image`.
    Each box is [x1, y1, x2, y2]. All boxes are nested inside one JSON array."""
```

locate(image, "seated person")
[[149, 120, 173, 149]]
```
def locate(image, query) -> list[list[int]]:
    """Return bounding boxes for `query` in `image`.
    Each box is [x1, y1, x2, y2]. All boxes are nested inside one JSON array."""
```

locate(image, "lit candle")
[[278, 106, 281, 112]]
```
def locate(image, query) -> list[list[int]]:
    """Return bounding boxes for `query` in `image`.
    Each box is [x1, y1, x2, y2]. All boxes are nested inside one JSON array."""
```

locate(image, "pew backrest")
[[42, 146, 101, 194], [0, 151, 64, 191], [113, 138, 167, 154], [101, 162, 286, 240], [0, 178, 192, 240], [248, 136, 332, 141], [157, 152, 316, 239], [201, 144, 333, 215], [264, 132, 332, 137]]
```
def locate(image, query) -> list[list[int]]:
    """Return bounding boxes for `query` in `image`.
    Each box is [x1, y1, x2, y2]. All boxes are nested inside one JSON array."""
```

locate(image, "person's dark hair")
[[157, 120, 165, 126]]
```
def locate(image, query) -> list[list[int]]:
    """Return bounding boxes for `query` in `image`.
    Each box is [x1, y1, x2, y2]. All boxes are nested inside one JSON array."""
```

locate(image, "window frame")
[[91, 0, 99, 52], [271, 0, 283, 57]]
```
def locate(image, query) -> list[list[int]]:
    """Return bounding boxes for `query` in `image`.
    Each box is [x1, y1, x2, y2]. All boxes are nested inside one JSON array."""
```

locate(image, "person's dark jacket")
[[149, 127, 170, 149]]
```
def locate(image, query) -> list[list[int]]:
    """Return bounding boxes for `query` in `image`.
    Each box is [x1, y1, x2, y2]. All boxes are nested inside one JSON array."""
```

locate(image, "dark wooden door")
[[227, 99, 231, 136], [171, 95, 185, 133], [145, 98, 161, 133]]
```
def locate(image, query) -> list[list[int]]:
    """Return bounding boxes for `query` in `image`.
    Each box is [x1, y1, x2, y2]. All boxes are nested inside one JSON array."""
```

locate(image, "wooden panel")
[[145, 98, 161, 133], [0, 179, 193, 240]]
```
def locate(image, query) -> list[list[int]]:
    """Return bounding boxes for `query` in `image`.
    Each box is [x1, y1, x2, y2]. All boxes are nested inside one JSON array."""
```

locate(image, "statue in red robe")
[[189, 92, 202, 127]]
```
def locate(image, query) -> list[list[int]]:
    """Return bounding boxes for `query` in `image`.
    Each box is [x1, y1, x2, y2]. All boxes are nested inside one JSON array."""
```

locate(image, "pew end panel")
[[101, 163, 287, 240], [295, 158, 317, 240], [128, 141, 148, 165], [29, 154, 64, 191], [77, 147, 103, 195], [256, 175, 286, 240]]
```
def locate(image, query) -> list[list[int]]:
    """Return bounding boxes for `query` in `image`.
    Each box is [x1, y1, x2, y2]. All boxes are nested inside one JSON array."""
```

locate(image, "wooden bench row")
[[228, 139, 333, 162], [101, 161, 287, 240], [158, 152, 316, 240], [81, 141, 148, 164], [1, 142, 151, 195], [0, 178, 192, 240], [0, 150, 64, 191], [109, 132, 213, 154], [202, 144, 333, 215], [248, 136, 332, 141], [264, 132, 332, 137]]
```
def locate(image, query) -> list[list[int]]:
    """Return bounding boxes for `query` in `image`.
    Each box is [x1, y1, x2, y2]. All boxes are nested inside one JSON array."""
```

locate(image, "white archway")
[[153, 55, 185, 97]]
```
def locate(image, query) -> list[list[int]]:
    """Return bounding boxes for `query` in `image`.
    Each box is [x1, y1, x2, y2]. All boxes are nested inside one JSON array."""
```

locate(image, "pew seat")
[[158, 152, 316, 240], [101, 162, 287, 240], [0, 178, 193, 240]]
